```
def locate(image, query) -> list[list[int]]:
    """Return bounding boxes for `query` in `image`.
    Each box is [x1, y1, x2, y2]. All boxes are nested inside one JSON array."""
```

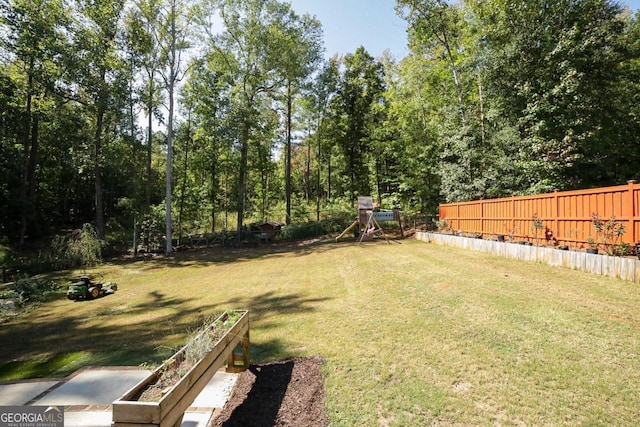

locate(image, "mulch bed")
[[208, 356, 329, 427]]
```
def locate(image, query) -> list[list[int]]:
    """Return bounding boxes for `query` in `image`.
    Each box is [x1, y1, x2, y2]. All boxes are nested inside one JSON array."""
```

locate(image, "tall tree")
[[477, 0, 630, 191], [126, 0, 165, 213], [269, 7, 323, 224], [300, 57, 339, 220], [66, 0, 127, 240], [209, 0, 300, 239], [333, 46, 385, 205], [1, 0, 67, 243], [156, 0, 192, 255]]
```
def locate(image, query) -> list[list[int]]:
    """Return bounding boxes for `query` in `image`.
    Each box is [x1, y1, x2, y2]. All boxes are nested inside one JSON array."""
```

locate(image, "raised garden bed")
[[416, 232, 640, 283], [112, 309, 250, 427]]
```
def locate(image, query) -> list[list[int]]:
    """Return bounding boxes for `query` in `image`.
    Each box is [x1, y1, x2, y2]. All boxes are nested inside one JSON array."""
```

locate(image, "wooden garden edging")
[[416, 232, 640, 284], [112, 309, 250, 427]]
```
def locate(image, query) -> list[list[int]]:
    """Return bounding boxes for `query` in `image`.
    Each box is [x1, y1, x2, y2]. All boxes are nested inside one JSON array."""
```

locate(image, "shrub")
[[51, 224, 102, 270], [590, 213, 626, 256], [0, 276, 60, 308], [279, 222, 328, 240]]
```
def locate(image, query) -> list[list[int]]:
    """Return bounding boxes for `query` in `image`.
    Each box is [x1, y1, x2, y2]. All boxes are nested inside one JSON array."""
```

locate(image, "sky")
[[287, 0, 640, 61], [287, 0, 408, 60]]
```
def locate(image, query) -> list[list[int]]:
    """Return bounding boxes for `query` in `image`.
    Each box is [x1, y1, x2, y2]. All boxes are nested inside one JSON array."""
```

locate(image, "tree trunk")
[[285, 81, 292, 225], [165, 96, 173, 255], [306, 130, 311, 203], [164, 0, 177, 256], [236, 120, 249, 242], [178, 119, 190, 246], [146, 76, 154, 213], [316, 118, 321, 223], [376, 158, 382, 206], [95, 103, 106, 241], [327, 147, 332, 202], [18, 64, 34, 245], [210, 160, 217, 233]]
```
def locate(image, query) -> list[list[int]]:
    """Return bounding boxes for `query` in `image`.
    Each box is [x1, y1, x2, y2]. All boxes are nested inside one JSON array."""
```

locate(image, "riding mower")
[[66, 275, 118, 300]]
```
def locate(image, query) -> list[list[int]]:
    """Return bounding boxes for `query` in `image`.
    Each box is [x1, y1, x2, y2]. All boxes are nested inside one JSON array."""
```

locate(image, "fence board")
[[440, 181, 640, 248]]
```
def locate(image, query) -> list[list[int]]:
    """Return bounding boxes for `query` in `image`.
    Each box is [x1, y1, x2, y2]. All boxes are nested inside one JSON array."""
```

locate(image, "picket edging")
[[415, 232, 640, 283]]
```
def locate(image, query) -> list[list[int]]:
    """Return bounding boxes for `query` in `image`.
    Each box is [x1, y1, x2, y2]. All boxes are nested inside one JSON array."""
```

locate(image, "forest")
[[1, 0, 640, 256]]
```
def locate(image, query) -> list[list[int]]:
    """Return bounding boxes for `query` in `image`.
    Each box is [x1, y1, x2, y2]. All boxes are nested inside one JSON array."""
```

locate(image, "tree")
[[301, 57, 339, 221], [209, 0, 306, 239], [1, 0, 67, 243], [65, 0, 128, 240], [332, 46, 385, 205], [182, 51, 236, 232], [125, 0, 165, 213], [383, 53, 442, 212], [156, 0, 193, 255], [397, 0, 496, 202], [269, 8, 323, 225], [478, 0, 630, 191]]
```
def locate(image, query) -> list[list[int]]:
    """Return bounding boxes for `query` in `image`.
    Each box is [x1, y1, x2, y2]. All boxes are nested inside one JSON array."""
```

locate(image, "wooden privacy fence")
[[439, 180, 640, 247]]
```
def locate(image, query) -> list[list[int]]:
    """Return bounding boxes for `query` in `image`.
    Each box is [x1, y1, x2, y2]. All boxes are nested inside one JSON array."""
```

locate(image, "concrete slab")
[[1, 367, 239, 427], [0, 380, 59, 405], [191, 371, 237, 409], [63, 409, 215, 427], [64, 410, 113, 427], [34, 367, 152, 406]]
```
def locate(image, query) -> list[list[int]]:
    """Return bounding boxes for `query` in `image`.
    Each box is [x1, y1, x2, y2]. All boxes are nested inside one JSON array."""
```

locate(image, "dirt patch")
[[209, 356, 329, 427]]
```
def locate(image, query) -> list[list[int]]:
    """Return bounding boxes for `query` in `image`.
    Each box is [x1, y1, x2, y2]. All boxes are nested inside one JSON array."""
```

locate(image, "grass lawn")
[[1, 239, 640, 425]]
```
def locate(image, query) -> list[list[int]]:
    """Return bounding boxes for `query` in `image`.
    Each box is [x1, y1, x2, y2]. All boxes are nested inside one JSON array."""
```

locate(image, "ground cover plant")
[[1, 239, 640, 425]]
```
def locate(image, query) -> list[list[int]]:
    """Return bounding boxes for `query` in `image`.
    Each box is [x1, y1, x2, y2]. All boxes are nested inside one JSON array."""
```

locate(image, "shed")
[[259, 221, 283, 241]]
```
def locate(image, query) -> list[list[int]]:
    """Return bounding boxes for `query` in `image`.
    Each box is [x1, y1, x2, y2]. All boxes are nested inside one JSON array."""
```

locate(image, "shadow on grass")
[[0, 288, 330, 381], [111, 237, 362, 271]]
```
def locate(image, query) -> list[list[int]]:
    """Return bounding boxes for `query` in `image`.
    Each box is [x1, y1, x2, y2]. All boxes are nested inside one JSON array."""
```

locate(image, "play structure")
[[336, 196, 403, 244]]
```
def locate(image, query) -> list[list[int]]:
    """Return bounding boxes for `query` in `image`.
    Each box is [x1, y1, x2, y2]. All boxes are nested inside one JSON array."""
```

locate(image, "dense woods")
[[1, 0, 639, 254]]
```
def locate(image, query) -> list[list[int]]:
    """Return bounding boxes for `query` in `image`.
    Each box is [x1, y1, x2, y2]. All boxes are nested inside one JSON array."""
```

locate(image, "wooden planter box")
[[112, 309, 250, 427]]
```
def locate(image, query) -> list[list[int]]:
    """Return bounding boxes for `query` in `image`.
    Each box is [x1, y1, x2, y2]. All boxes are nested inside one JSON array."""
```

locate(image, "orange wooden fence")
[[439, 180, 640, 247]]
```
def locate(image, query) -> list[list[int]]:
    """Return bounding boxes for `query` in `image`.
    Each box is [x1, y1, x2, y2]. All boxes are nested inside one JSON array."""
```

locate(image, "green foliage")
[[0, 276, 60, 308], [279, 222, 327, 240], [138, 206, 165, 252], [330, 47, 386, 202], [1, 0, 640, 257], [590, 213, 627, 256], [50, 224, 102, 270], [531, 213, 544, 244], [436, 218, 452, 234]]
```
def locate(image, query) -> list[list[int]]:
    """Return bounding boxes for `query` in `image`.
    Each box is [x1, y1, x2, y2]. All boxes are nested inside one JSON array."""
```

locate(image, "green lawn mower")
[[67, 276, 118, 300]]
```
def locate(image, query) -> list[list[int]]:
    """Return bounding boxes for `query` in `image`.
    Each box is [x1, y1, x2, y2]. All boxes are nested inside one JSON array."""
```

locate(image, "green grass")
[[1, 239, 640, 425]]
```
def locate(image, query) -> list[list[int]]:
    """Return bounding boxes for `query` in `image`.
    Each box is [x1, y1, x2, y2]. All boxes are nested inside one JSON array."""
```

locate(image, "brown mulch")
[[208, 356, 329, 427]]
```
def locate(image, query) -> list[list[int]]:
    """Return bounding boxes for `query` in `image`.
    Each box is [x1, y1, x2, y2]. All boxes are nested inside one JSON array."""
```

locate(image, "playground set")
[[336, 196, 403, 244]]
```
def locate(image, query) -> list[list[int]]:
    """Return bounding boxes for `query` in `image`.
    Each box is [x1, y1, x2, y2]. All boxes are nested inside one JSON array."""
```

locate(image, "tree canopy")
[[1, 0, 639, 249]]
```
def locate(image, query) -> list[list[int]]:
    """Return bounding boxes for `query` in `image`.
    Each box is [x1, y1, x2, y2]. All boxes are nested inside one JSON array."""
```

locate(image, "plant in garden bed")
[[503, 222, 519, 242], [436, 218, 452, 234], [589, 213, 627, 256], [137, 310, 242, 402], [530, 213, 544, 246]]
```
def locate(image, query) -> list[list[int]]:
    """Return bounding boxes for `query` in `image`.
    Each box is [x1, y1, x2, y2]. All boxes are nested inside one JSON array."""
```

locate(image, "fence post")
[[481, 198, 485, 237], [553, 189, 559, 244], [511, 195, 516, 240], [627, 180, 637, 245]]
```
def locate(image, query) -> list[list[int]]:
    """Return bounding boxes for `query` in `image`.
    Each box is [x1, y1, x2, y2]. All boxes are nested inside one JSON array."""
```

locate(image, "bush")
[[0, 276, 60, 308], [279, 222, 328, 240], [51, 224, 102, 270]]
